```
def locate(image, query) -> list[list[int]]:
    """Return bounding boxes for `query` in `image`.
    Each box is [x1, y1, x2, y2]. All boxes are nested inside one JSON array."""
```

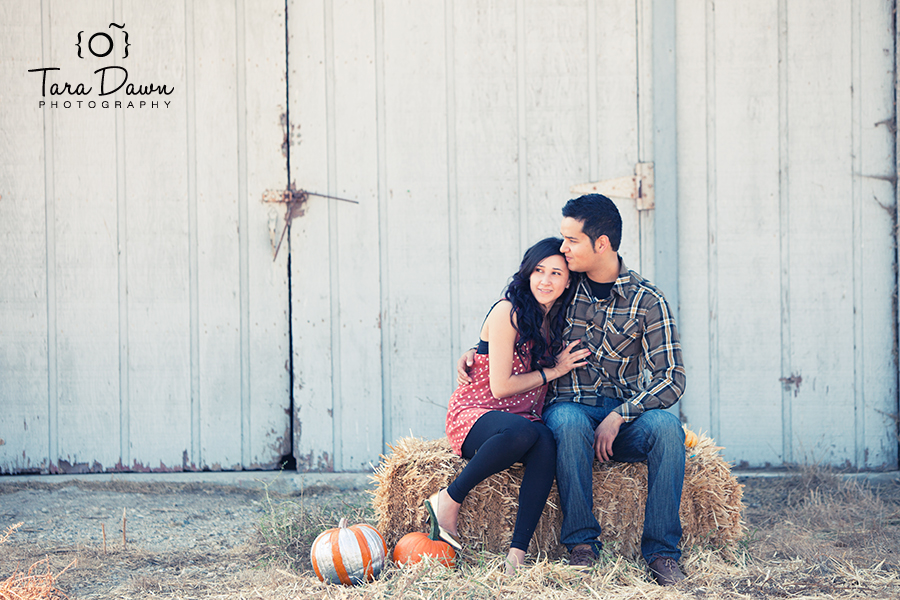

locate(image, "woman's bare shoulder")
[[485, 299, 517, 332]]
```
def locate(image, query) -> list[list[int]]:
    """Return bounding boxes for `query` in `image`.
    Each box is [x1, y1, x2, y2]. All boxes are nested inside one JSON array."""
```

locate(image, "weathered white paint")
[[676, 0, 897, 469], [0, 0, 49, 473], [287, 0, 896, 471], [192, 0, 242, 470], [51, 0, 121, 472], [651, 0, 678, 317], [241, 0, 291, 469], [380, 0, 453, 452], [854, 0, 895, 470], [595, 0, 646, 275], [453, 0, 523, 351], [1, 0, 896, 474], [288, 0, 650, 467], [122, 0, 192, 471], [0, 0, 290, 474], [288, 0, 334, 472], [329, 0, 383, 471]]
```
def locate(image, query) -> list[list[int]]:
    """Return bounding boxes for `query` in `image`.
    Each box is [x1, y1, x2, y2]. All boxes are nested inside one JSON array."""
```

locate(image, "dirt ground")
[[1, 471, 899, 599], [0, 478, 364, 599]]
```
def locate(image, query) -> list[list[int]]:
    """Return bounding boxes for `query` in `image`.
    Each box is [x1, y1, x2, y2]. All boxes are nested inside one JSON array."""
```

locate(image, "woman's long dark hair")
[[504, 237, 574, 370]]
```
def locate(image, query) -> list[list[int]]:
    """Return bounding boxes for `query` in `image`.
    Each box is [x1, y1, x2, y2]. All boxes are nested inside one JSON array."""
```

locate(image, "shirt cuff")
[[614, 398, 645, 422]]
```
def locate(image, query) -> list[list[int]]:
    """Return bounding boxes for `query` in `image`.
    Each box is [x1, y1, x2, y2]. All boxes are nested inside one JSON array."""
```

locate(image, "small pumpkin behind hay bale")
[[371, 432, 744, 560]]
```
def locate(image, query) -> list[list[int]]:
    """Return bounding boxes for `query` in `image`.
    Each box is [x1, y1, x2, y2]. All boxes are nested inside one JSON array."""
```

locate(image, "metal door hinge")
[[262, 186, 359, 261], [570, 162, 654, 211]]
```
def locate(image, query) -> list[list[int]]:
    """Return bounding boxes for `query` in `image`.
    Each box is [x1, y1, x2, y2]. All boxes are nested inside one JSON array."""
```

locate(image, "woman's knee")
[[519, 422, 557, 466], [533, 424, 557, 459], [491, 418, 541, 455]]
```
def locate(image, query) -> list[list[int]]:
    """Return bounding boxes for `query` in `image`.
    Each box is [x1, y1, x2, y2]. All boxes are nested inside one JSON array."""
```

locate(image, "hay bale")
[[371, 432, 744, 560]]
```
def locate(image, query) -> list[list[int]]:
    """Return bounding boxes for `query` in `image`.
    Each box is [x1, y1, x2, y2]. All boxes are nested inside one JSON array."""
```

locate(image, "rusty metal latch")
[[569, 162, 655, 211], [263, 186, 359, 260]]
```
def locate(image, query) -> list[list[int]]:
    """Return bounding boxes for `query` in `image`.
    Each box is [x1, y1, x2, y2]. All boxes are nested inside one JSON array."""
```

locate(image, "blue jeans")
[[542, 399, 685, 562]]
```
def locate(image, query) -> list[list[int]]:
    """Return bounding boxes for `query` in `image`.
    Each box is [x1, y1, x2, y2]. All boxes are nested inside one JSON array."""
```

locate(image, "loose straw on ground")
[[0, 522, 75, 600]]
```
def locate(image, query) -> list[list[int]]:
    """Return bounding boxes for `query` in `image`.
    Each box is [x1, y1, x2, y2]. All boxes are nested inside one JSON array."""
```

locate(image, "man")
[[458, 194, 687, 585]]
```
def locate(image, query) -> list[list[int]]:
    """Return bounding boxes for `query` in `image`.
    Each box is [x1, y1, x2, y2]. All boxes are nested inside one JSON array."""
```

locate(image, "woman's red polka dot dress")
[[445, 344, 547, 456]]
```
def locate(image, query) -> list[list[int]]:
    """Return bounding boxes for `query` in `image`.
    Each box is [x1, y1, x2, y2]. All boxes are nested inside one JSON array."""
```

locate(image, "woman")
[[425, 237, 591, 575]]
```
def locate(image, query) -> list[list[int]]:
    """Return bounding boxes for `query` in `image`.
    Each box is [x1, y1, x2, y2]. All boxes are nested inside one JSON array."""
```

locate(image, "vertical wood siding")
[[1, 0, 896, 474], [289, 0, 650, 472], [0, 0, 290, 473], [676, 0, 897, 469], [0, 1, 49, 473], [289, 0, 896, 471]]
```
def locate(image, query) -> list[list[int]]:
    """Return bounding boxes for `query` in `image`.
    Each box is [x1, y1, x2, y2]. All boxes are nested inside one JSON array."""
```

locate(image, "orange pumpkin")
[[683, 427, 699, 449], [392, 515, 456, 568]]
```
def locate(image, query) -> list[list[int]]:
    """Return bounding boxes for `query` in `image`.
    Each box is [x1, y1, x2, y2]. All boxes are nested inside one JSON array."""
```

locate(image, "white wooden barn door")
[[675, 0, 898, 470], [3, 1, 895, 476], [0, 0, 291, 473], [287, 0, 656, 472]]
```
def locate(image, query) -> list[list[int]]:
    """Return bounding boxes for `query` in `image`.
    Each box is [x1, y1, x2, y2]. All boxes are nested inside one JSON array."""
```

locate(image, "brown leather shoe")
[[568, 544, 598, 568], [648, 557, 685, 585]]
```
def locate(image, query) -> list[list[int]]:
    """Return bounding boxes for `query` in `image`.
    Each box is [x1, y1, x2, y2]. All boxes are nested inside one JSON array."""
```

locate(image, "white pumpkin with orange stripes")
[[310, 518, 388, 585]]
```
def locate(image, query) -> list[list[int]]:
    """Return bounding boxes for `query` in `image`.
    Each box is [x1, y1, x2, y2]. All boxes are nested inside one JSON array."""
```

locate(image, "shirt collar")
[[576, 256, 632, 301]]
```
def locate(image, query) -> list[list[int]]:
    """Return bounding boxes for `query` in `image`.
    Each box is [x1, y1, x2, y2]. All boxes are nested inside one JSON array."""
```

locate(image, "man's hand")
[[593, 412, 624, 462], [456, 348, 477, 386]]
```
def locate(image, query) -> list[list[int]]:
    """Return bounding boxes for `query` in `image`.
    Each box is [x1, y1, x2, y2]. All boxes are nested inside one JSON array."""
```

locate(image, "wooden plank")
[[777, 0, 791, 464], [49, 0, 121, 472], [113, 0, 130, 470], [786, 0, 855, 465], [523, 0, 589, 244], [0, 0, 49, 473], [444, 0, 460, 373], [651, 0, 678, 311], [673, 0, 712, 435], [711, 0, 783, 465], [382, 0, 451, 445], [895, 0, 900, 471], [856, 0, 896, 469], [636, 0, 654, 282], [186, 0, 200, 469], [288, 0, 334, 471], [453, 0, 521, 356], [375, 0, 392, 457], [330, 0, 383, 471], [193, 0, 242, 470], [595, 1, 641, 272], [243, 0, 290, 469], [121, 0, 191, 471]]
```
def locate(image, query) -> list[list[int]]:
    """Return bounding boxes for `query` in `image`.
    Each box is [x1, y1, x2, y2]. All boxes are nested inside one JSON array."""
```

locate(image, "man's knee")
[[543, 403, 594, 444], [544, 402, 591, 438], [638, 410, 685, 445]]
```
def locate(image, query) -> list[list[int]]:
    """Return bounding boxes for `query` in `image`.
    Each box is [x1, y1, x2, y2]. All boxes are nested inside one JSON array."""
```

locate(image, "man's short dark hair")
[[562, 194, 623, 252]]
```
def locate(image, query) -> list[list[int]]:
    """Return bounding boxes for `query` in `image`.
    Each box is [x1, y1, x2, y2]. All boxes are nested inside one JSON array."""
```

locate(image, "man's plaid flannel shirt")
[[546, 259, 686, 422]]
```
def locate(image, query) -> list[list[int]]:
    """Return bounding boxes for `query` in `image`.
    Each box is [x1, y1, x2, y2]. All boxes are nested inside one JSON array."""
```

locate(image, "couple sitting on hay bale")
[[426, 194, 688, 585]]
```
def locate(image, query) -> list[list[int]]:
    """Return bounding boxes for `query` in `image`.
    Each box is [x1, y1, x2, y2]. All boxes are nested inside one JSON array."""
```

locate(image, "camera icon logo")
[[77, 22, 130, 59]]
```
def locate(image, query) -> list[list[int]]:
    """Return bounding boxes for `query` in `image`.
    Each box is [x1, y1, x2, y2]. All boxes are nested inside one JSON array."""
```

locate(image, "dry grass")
[[1, 523, 74, 600], [2, 466, 899, 599], [255, 485, 372, 571]]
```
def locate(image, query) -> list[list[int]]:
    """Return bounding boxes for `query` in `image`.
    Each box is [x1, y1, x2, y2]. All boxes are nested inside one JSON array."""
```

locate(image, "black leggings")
[[446, 411, 557, 552]]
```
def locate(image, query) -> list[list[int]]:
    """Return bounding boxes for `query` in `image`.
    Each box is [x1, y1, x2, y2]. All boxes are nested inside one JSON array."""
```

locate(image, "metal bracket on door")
[[569, 162, 655, 211], [262, 186, 359, 261]]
